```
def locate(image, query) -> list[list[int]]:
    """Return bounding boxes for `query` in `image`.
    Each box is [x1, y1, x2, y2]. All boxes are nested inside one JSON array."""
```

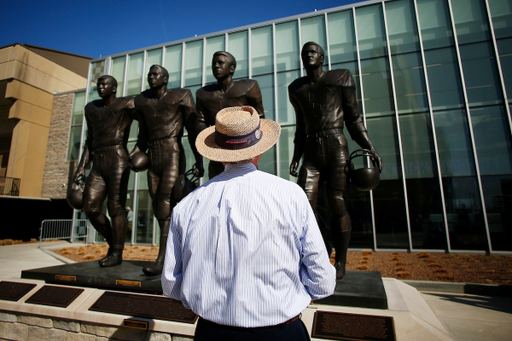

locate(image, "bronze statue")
[[195, 51, 265, 178], [288, 42, 382, 280], [130, 65, 203, 276], [73, 75, 135, 267]]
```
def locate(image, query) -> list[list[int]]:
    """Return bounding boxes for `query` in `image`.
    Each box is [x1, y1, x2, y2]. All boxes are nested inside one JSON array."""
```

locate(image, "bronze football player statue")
[[130, 65, 203, 276], [289, 42, 382, 280], [195, 51, 265, 178], [72, 75, 137, 267]]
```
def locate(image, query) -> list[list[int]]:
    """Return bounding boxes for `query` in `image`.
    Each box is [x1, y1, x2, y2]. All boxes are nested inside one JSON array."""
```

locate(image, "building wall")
[[41, 92, 76, 199], [81, 0, 512, 253], [0, 44, 87, 198]]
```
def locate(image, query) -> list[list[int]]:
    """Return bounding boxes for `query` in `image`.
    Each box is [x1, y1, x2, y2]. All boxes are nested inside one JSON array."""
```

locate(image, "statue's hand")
[[290, 160, 299, 177], [73, 167, 85, 186], [372, 150, 383, 172], [192, 163, 204, 178]]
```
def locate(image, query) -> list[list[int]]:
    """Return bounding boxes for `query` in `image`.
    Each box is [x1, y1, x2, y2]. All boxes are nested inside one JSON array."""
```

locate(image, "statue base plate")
[[21, 260, 162, 294], [315, 270, 388, 309]]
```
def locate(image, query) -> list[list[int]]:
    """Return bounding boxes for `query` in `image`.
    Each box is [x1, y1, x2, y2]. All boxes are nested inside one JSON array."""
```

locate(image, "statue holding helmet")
[[288, 42, 382, 280]]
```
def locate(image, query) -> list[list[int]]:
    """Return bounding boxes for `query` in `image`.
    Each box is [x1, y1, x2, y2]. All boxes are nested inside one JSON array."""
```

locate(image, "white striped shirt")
[[161, 163, 336, 327]]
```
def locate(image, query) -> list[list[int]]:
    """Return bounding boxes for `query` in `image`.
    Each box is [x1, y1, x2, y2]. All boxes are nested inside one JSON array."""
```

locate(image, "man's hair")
[[213, 51, 237, 72], [150, 65, 169, 82], [98, 75, 118, 92], [302, 41, 325, 58]]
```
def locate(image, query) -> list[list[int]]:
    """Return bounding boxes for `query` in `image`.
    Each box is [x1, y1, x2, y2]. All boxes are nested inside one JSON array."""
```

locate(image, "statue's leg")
[[82, 169, 113, 262], [327, 134, 351, 280], [143, 140, 180, 276], [99, 149, 130, 267]]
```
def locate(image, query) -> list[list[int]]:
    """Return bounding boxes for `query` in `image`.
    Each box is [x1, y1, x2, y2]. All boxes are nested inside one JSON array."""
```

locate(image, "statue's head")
[[212, 51, 236, 79], [97, 75, 117, 98], [301, 42, 324, 68], [148, 65, 169, 88]]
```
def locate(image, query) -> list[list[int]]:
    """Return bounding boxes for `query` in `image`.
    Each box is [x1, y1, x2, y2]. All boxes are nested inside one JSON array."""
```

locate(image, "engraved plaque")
[[90, 291, 198, 323], [0, 281, 37, 302], [116, 280, 142, 288], [55, 275, 76, 282], [312, 311, 395, 341], [25, 285, 84, 308], [123, 319, 149, 330]]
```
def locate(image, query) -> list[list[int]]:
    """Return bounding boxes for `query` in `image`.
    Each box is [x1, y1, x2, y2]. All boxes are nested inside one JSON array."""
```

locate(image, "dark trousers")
[[194, 317, 311, 341]]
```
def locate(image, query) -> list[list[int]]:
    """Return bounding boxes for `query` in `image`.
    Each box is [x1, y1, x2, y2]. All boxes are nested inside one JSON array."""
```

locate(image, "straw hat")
[[196, 106, 281, 162]]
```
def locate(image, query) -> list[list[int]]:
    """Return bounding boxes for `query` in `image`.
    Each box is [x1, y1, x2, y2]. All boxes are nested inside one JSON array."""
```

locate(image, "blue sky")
[[2, 0, 366, 59]]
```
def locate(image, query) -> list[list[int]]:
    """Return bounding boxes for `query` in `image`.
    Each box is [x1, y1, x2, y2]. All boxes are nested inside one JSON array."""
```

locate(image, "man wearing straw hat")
[[162, 106, 336, 341]]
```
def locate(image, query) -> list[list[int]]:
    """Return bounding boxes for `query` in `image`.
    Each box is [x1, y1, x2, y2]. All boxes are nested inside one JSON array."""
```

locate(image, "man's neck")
[[101, 94, 116, 107], [217, 76, 234, 93], [305, 66, 324, 84], [151, 85, 167, 100]]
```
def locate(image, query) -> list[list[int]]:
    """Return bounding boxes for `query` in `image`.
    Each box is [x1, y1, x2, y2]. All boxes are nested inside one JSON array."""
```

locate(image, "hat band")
[[214, 122, 263, 150]]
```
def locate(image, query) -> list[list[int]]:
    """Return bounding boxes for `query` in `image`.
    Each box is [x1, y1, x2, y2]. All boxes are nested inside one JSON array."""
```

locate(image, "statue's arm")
[[341, 71, 382, 171], [247, 81, 265, 118], [73, 110, 93, 185], [183, 91, 204, 177], [289, 92, 307, 177], [129, 98, 149, 158]]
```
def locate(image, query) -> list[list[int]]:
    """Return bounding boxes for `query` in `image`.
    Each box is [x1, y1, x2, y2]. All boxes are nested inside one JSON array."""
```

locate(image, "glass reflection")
[[164, 45, 183, 89], [251, 26, 273, 76], [356, 4, 387, 60], [252, 74, 275, 120], [361, 57, 394, 117], [497, 38, 512, 102], [275, 21, 300, 72], [417, 0, 454, 50], [488, 0, 512, 39], [111, 57, 126, 96], [328, 10, 357, 64], [482, 175, 512, 251], [184, 41, 203, 86], [392, 52, 428, 114], [228, 31, 248, 79], [277, 70, 299, 125], [126, 53, 143, 96], [452, 0, 490, 44], [385, 0, 420, 54]]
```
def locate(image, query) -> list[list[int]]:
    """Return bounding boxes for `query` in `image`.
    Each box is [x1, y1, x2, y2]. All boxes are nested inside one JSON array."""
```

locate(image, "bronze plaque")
[[0, 281, 37, 302], [90, 291, 197, 323], [312, 311, 395, 341], [123, 319, 149, 330], [116, 280, 142, 288], [55, 275, 76, 282], [25, 285, 84, 308]]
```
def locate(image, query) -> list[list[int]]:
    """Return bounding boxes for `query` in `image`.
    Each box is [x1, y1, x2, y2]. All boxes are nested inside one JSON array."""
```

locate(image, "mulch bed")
[[49, 245, 512, 286]]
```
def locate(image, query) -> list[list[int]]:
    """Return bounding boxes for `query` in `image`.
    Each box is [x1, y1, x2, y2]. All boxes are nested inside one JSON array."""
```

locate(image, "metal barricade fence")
[[39, 219, 90, 248]]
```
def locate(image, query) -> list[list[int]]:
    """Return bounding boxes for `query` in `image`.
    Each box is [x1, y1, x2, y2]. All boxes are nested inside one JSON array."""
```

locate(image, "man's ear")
[[113, 86, 117, 94], [320, 55, 325, 65], [230, 64, 235, 74]]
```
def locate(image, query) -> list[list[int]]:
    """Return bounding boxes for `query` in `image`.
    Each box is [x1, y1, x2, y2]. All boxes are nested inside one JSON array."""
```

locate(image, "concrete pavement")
[[0, 242, 511, 341]]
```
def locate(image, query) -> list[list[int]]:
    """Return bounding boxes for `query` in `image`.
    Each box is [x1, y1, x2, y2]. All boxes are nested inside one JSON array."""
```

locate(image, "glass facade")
[[76, 0, 512, 253]]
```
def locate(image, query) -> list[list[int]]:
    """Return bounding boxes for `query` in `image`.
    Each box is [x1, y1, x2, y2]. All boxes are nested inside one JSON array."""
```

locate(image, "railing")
[[0, 177, 20, 196], [39, 219, 90, 249]]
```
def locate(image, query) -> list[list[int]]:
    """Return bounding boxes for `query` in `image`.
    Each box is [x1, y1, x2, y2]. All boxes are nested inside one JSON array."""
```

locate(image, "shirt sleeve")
[[299, 197, 337, 299], [161, 211, 188, 307]]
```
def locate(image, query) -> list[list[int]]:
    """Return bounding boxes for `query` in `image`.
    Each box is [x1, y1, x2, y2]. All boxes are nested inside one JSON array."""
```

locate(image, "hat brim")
[[196, 119, 281, 162]]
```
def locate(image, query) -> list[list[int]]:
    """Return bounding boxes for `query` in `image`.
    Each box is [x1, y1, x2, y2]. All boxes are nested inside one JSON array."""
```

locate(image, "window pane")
[[452, 0, 491, 44], [356, 4, 387, 60], [126, 53, 144, 96], [443, 176, 487, 251], [497, 38, 512, 102], [228, 31, 248, 79], [345, 187, 373, 249], [424, 47, 464, 110], [385, 0, 420, 54], [67, 125, 82, 161], [144, 49, 163, 89], [276, 21, 300, 72], [278, 126, 295, 181], [417, 0, 454, 50], [71, 91, 85, 125], [252, 74, 275, 120], [184, 40, 203, 86], [367, 116, 401, 180], [259, 145, 276, 175], [164, 45, 183, 89], [205, 36, 226, 84], [301, 16, 328, 66], [111, 57, 126, 96], [134, 189, 154, 244], [328, 10, 357, 64], [277, 70, 299, 125], [392, 52, 428, 114], [434, 109, 476, 176], [482, 175, 512, 251], [251, 26, 273, 76], [88, 60, 105, 102], [471, 106, 512, 175], [488, 0, 512, 39], [460, 42, 503, 106], [400, 113, 436, 179], [361, 57, 394, 117]]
